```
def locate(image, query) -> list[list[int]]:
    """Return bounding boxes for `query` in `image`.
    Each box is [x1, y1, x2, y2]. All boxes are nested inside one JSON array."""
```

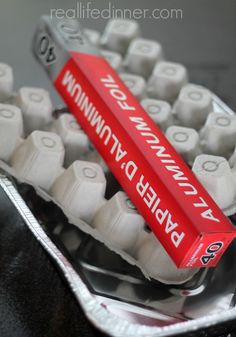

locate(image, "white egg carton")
[[0, 19, 236, 286], [86, 20, 236, 216], [0, 96, 197, 285]]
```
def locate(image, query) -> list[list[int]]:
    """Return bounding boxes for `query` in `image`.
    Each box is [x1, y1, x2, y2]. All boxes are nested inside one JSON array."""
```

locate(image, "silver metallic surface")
[[32, 15, 99, 81]]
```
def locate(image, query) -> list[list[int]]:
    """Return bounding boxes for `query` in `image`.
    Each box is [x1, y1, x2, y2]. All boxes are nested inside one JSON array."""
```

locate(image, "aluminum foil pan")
[[1, 125, 236, 337]]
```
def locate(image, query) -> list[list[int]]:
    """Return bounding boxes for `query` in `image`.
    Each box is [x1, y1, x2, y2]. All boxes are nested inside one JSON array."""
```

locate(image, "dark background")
[[0, 1, 236, 336]]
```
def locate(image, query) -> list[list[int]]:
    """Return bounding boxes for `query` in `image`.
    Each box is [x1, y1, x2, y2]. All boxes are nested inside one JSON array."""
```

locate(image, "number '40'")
[[38, 35, 56, 64], [201, 242, 223, 265]]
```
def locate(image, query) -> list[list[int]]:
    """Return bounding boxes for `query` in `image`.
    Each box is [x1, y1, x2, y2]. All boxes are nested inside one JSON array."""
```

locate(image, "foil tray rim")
[[1, 175, 236, 337]]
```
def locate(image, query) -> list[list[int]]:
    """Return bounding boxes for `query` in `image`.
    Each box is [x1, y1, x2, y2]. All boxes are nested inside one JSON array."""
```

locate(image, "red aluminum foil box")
[[32, 16, 236, 268]]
